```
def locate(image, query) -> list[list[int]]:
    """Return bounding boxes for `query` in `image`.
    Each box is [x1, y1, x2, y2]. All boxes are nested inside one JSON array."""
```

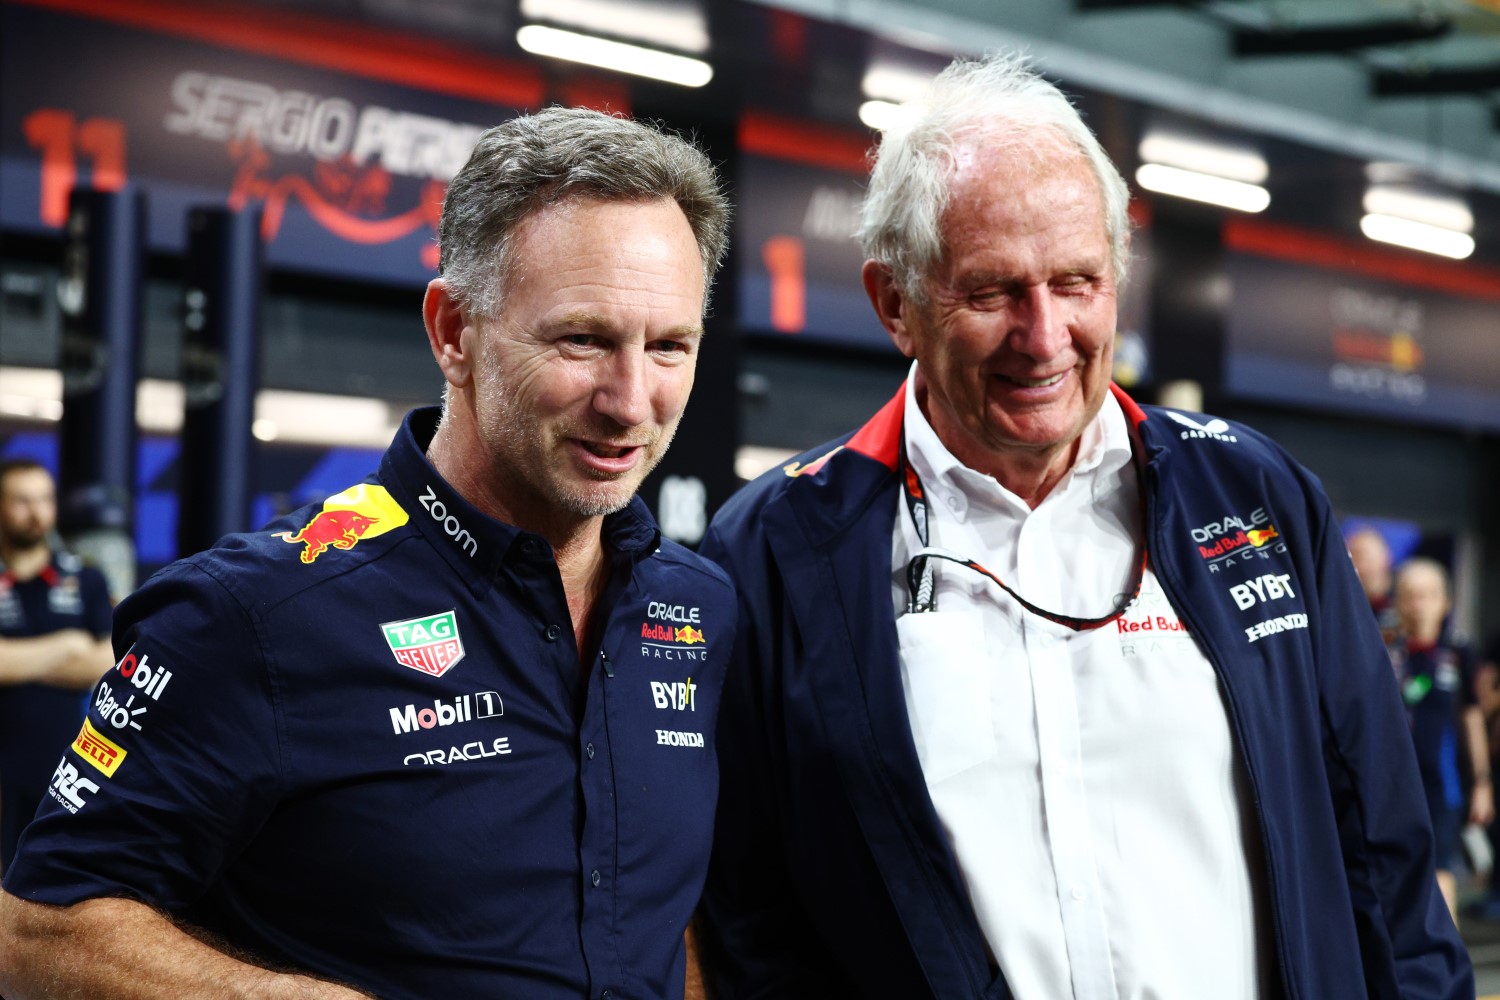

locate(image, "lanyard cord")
[[898, 432, 1148, 631]]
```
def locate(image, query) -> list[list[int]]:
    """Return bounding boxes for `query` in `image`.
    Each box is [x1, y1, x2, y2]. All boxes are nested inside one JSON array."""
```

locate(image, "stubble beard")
[[475, 347, 674, 521]]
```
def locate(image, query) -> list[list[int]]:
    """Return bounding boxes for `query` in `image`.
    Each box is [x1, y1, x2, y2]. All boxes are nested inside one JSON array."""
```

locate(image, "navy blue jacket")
[[6, 408, 736, 1000], [697, 384, 1469, 1000]]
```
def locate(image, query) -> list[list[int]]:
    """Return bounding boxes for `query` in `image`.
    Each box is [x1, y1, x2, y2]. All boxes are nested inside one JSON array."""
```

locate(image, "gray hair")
[[439, 106, 730, 318], [858, 52, 1131, 300]]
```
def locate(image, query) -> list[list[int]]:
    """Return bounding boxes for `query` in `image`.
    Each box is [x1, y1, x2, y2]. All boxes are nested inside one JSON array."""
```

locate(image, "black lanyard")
[[898, 430, 1147, 631]]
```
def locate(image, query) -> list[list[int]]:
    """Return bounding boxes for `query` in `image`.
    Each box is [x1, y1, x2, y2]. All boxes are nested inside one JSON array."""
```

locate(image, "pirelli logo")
[[73, 717, 126, 778]]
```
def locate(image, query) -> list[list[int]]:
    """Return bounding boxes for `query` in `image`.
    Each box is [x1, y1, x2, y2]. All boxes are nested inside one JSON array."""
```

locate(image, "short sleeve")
[[2, 560, 283, 911]]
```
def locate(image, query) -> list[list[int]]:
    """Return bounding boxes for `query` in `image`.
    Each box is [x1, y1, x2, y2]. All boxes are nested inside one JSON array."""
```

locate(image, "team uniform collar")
[[0, 552, 64, 588]]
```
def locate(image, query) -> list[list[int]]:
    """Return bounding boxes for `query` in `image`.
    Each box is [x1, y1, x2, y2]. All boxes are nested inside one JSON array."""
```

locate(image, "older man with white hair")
[[695, 53, 1470, 1000]]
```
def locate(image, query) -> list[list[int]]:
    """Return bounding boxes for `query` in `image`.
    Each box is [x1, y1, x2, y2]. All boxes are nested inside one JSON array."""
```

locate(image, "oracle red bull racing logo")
[[1192, 507, 1287, 573], [275, 484, 409, 564], [640, 602, 708, 661]]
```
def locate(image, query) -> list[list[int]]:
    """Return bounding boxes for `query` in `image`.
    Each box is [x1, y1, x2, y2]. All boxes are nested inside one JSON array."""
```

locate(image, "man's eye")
[[563, 334, 597, 348]]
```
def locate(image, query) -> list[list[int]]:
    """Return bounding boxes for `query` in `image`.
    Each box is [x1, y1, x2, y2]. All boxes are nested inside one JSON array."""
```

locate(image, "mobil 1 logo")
[[388, 691, 503, 735]]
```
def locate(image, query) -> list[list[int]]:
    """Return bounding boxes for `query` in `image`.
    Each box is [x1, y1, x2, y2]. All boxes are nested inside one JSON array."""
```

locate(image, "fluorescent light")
[[0, 367, 63, 421], [861, 63, 933, 102], [254, 390, 398, 447], [1138, 133, 1268, 184], [137, 378, 185, 432], [1135, 163, 1270, 213], [1360, 214, 1475, 259], [858, 99, 912, 131], [0, 366, 402, 448], [519, 0, 708, 53], [734, 445, 799, 482], [516, 24, 712, 87], [1362, 187, 1472, 233]]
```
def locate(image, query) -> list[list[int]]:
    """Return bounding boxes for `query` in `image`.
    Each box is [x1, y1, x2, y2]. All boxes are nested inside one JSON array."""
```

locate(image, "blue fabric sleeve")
[[3, 560, 283, 911]]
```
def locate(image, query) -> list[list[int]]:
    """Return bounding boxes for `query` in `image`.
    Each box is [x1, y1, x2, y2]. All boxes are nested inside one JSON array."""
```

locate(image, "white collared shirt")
[[891, 365, 1268, 1000]]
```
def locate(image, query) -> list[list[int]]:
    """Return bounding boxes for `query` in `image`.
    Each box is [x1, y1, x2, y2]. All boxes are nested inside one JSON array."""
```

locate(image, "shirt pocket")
[[896, 610, 993, 781]]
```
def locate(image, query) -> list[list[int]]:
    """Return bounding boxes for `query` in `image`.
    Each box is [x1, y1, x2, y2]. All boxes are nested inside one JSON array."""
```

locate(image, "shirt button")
[[601, 992, 613, 1000], [545, 624, 562, 641], [1071, 886, 1086, 901], [585, 742, 596, 760], [591, 869, 601, 888]]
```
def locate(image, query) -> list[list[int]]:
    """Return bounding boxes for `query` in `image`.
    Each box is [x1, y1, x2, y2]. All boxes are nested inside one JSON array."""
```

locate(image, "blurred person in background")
[[1389, 557, 1494, 925], [695, 51, 1470, 1000], [1477, 632, 1500, 921], [0, 107, 733, 1000], [1348, 525, 1399, 644], [0, 459, 114, 872]]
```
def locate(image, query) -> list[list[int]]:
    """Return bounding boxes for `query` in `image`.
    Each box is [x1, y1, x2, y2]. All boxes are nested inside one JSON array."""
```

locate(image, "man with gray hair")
[[696, 54, 1469, 998], [0, 107, 735, 1000]]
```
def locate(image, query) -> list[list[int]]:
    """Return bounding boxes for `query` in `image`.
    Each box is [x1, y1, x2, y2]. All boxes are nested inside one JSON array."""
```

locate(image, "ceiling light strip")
[[516, 25, 712, 87], [1359, 214, 1476, 260], [519, 0, 709, 53], [1135, 163, 1270, 213]]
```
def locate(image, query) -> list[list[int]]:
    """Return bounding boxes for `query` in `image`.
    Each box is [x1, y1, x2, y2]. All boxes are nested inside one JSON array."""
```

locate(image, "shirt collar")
[[902, 362, 1134, 509]]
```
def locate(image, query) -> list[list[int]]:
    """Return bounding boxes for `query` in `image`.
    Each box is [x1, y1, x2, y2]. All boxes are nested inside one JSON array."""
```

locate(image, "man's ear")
[[861, 260, 917, 359], [423, 278, 475, 389]]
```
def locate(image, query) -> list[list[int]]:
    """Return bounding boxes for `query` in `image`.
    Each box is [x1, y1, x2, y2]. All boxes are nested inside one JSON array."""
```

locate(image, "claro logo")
[[419, 485, 478, 558]]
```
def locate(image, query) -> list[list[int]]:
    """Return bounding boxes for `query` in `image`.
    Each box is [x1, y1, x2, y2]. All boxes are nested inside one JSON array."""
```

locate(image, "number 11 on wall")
[[22, 108, 128, 227]]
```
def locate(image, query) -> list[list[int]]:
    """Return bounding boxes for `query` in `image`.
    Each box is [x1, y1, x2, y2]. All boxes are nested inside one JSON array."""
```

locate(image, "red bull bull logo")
[[274, 484, 410, 565], [1247, 526, 1280, 547], [783, 445, 844, 478], [641, 622, 708, 645], [283, 510, 379, 563]]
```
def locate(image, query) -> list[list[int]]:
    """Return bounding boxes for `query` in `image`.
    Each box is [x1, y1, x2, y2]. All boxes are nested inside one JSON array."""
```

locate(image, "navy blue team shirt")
[[0, 551, 112, 867], [1394, 638, 1477, 815], [5, 407, 737, 1000]]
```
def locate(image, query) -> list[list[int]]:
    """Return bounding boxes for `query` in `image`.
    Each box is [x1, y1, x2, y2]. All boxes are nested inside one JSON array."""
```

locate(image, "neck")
[[1405, 626, 1442, 646], [913, 376, 1081, 509], [985, 446, 1079, 509], [0, 541, 50, 580], [427, 403, 606, 565], [935, 428, 1080, 510], [426, 406, 609, 654]]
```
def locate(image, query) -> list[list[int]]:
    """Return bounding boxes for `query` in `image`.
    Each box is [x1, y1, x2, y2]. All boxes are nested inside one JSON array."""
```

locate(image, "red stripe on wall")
[[739, 111, 872, 174], [1224, 217, 1500, 302], [10, 0, 546, 109]]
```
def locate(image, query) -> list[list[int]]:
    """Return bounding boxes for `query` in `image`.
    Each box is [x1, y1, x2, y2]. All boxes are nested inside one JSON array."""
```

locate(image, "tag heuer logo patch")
[[381, 611, 465, 678]]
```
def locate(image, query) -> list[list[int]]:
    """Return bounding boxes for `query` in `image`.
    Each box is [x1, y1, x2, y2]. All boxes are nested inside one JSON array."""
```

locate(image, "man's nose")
[[593, 350, 652, 427], [1010, 286, 1070, 360]]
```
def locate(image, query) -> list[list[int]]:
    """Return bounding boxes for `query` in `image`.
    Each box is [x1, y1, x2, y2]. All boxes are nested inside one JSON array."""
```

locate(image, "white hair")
[[858, 52, 1132, 300]]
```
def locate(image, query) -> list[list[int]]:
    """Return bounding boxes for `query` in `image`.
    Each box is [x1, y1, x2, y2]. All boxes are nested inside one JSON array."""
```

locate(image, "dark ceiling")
[[232, 0, 1500, 265]]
